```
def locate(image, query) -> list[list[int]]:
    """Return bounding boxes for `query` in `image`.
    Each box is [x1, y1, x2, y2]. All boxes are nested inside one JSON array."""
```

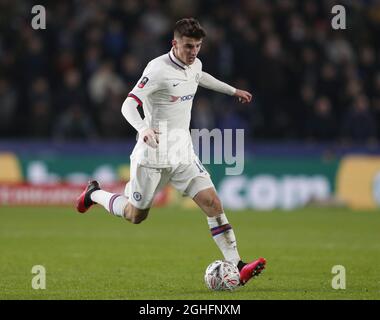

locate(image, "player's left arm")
[[199, 71, 252, 104]]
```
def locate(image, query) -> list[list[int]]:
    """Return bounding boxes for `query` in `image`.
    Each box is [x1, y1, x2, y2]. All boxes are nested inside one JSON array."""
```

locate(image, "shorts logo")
[[133, 192, 142, 201], [138, 77, 149, 88]]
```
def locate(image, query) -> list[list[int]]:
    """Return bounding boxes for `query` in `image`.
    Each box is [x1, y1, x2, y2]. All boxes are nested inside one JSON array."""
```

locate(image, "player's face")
[[172, 36, 202, 65]]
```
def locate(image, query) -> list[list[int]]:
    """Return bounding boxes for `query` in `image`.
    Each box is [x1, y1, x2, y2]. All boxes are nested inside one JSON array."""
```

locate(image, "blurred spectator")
[[358, 45, 376, 91], [325, 33, 355, 65], [140, 0, 170, 38], [0, 78, 17, 136], [29, 77, 50, 106], [29, 101, 52, 138], [341, 94, 377, 144], [256, 34, 289, 137], [83, 46, 102, 80], [22, 36, 47, 81], [54, 104, 97, 140], [371, 72, 380, 126], [300, 84, 316, 111], [121, 53, 142, 85], [300, 47, 319, 85], [88, 62, 125, 106], [103, 20, 126, 60], [98, 92, 132, 138], [57, 68, 86, 112], [191, 96, 216, 130], [317, 63, 340, 105], [218, 100, 250, 133], [306, 96, 337, 142]]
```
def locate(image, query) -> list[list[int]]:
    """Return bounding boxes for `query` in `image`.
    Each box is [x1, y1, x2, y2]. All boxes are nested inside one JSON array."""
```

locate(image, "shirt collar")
[[169, 48, 188, 70]]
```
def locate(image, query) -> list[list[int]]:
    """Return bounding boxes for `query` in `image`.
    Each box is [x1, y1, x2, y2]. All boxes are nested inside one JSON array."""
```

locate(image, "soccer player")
[[77, 18, 266, 285]]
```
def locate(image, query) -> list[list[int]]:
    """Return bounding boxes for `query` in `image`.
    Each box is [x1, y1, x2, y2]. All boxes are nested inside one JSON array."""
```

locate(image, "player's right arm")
[[121, 99, 159, 148], [121, 64, 162, 148]]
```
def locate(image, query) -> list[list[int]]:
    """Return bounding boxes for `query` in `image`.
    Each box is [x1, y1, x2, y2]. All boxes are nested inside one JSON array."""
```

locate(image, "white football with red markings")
[[204, 260, 240, 291]]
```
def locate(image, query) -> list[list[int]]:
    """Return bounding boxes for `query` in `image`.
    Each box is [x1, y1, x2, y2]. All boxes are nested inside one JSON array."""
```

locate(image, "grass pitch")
[[0, 206, 379, 300]]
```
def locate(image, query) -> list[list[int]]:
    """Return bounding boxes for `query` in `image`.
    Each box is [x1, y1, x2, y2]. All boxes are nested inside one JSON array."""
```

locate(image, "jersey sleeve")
[[199, 71, 236, 96], [128, 63, 163, 106]]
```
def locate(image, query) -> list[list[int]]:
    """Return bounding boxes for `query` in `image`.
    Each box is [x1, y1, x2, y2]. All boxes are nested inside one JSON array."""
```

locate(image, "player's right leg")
[[76, 162, 161, 224], [76, 180, 149, 223]]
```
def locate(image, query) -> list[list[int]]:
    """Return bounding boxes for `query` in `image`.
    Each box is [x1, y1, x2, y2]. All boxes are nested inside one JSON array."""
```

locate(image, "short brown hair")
[[174, 18, 206, 39]]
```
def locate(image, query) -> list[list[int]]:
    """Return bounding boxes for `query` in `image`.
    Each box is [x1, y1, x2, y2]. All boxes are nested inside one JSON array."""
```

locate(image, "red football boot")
[[76, 180, 100, 213], [239, 257, 266, 285]]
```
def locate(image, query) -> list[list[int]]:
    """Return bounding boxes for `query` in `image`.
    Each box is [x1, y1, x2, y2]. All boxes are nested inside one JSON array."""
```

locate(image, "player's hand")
[[235, 89, 252, 104], [140, 128, 160, 148]]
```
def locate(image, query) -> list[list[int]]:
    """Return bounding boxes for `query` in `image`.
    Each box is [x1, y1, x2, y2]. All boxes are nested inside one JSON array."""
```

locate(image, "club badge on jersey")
[[138, 77, 149, 88]]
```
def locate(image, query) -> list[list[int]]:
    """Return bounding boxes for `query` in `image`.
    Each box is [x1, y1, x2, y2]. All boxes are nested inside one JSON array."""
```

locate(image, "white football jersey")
[[128, 49, 203, 167]]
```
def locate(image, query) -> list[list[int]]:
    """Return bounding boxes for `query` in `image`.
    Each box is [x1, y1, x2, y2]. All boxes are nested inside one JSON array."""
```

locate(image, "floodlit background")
[[0, 0, 380, 300]]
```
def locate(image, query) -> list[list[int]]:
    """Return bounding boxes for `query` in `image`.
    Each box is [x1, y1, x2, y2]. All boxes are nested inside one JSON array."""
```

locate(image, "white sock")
[[91, 190, 128, 217], [207, 213, 241, 265]]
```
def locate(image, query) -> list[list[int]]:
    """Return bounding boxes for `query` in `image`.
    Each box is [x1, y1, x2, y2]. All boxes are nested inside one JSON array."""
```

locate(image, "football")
[[204, 260, 241, 291]]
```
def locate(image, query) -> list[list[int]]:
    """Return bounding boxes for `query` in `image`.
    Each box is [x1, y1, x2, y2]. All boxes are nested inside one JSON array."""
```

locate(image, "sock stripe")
[[109, 194, 121, 215], [210, 223, 232, 237]]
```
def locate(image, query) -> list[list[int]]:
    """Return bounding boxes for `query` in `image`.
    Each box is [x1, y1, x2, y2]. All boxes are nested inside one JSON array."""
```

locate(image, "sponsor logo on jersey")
[[170, 96, 180, 102], [170, 94, 195, 103], [138, 77, 149, 88]]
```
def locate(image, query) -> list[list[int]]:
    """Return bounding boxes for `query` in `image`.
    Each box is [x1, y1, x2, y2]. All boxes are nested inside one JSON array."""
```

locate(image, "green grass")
[[0, 206, 379, 300]]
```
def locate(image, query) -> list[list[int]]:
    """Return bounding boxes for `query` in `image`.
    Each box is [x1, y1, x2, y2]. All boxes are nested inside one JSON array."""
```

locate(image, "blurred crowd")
[[1, 0, 380, 145]]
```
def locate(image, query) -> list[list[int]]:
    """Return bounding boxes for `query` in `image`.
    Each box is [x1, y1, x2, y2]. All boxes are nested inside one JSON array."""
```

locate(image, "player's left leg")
[[170, 158, 266, 285], [192, 187, 266, 285], [192, 186, 241, 266], [171, 160, 243, 266]]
